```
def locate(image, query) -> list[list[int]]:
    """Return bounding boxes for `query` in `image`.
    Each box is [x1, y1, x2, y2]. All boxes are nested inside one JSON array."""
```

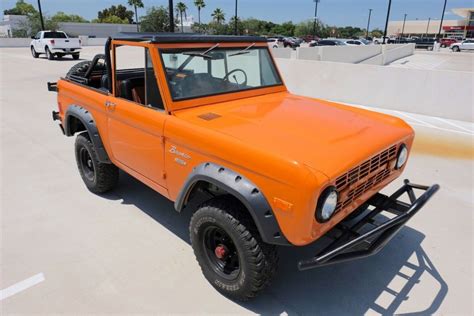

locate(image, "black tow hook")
[[52, 111, 60, 121]]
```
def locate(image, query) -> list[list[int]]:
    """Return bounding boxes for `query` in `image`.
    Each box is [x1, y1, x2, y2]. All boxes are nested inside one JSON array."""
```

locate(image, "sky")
[[1, 0, 472, 29]]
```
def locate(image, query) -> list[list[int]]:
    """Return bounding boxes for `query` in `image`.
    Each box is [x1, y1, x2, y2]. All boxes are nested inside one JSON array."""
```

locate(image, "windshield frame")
[[158, 44, 285, 103]]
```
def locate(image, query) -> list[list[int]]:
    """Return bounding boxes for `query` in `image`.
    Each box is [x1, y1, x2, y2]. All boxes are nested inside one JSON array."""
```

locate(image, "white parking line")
[[0, 273, 45, 301], [393, 111, 437, 128], [430, 117, 474, 133]]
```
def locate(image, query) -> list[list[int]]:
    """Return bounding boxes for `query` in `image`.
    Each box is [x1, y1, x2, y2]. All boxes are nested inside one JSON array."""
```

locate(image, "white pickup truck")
[[30, 31, 82, 60]]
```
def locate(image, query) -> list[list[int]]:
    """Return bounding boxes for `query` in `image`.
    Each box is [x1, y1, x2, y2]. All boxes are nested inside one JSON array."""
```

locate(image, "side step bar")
[[298, 180, 440, 271]]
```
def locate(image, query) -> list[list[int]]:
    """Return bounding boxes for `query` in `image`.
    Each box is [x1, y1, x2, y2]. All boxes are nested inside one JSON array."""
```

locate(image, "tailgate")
[[51, 39, 81, 49]]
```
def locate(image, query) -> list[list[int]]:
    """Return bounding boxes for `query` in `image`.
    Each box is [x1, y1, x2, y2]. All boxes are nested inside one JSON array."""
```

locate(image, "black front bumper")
[[298, 180, 439, 271]]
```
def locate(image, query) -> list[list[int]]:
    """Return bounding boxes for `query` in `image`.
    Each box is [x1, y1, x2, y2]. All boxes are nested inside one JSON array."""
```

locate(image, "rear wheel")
[[72, 53, 80, 60], [74, 133, 118, 194], [190, 196, 279, 301], [31, 46, 39, 58], [45, 47, 54, 60]]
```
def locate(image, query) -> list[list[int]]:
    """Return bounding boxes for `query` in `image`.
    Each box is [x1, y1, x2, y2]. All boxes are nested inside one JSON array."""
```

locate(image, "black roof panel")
[[113, 32, 267, 43]]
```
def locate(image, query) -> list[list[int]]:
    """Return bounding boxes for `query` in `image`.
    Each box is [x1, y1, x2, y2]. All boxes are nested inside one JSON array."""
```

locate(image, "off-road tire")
[[72, 53, 80, 60], [31, 46, 39, 58], [66, 60, 92, 78], [190, 196, 279, 301], [66, 54, 105, 78], [45, 47, 54, 60], [74, 133, 118, 194]]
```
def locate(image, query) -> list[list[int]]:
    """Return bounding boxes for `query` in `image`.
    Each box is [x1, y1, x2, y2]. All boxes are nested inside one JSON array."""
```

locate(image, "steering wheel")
[[223, 69, 248, 87]]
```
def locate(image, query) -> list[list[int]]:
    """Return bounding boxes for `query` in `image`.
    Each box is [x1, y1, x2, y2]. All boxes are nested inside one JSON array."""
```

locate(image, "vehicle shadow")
[[102, 172, 448, 315], [38, 56, 85, 62]]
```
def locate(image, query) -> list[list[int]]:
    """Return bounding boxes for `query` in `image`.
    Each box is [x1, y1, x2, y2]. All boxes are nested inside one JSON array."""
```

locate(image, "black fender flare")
[[64, 105, 110, 163], [175, 162, 290, 246]]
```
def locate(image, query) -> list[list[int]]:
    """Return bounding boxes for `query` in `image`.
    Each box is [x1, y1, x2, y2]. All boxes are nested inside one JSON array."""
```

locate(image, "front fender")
[[175, 162, 290, 246]]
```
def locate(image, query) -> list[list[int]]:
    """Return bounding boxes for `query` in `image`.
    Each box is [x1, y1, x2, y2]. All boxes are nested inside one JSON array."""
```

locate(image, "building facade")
[[387, 7, 474, 38]]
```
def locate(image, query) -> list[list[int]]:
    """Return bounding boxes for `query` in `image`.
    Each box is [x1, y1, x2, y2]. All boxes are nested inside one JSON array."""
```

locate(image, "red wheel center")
[[214, 245, 227, 259]]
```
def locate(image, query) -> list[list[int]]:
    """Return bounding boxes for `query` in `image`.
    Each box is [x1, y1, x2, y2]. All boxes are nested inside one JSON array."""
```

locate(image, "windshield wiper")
[[183, 43, 220, 59], [229, 43, 256, 57]]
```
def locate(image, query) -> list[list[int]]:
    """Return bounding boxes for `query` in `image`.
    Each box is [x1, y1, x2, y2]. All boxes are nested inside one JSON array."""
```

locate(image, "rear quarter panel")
[[57, 79, 112, 159]]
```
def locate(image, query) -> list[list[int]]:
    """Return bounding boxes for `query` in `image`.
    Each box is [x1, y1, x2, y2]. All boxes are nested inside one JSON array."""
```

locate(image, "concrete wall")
[[319, 45, 382, 63], [0, 38, 32, 47], [272, 44, 414, 65], [58, 22, 137, 38], [276, 58, 473, 122], [0, 37, 108, 47]]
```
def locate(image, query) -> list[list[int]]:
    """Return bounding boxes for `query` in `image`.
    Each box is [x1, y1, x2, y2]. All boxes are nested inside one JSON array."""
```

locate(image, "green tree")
[[175, 2, 188, 33], [194, 0, 205, 25], [96, 5, 134, 24], [3, 0, 37, 15], [370, 28, 383, 38], [25, 13, 58, 36], [127, 0, 144, 31], [51, 12, 88, 23], [271, 21, 295, 36], [229, 16, 243, 35], [140, 6, 173, 32], [294, 19, 328, 38], [211, 8, 225, 24]]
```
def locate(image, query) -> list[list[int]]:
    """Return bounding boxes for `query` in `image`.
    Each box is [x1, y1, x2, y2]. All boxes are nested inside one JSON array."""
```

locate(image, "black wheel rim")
[[203, 225, 240, 280], [79, 147, 95, 182]]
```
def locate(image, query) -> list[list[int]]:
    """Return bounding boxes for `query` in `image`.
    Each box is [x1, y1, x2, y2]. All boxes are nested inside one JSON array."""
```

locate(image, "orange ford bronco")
[[50, 33, 439, 300]]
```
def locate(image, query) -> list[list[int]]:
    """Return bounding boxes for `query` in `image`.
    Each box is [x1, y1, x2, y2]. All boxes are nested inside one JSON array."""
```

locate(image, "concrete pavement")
[[0, 47, 473, 315]]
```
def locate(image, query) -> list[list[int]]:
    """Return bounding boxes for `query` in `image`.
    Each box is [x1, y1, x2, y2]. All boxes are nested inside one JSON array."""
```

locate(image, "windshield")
[[160, 46, 283, 101], [44, 32, 67, 39]]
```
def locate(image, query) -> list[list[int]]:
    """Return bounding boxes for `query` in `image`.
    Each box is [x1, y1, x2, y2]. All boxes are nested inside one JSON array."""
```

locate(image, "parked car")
[[310, 39, 346, 47], [414, 38, 435, 50], [283, 37, 300, 48], [30, 30, 81, 60], [373, 36, 396, 44], [267, 38, 279, 48], [345, 39, 367, 46], [450, 39, 474, 52], [49, 33, 438, 301], [439, 38, 458, 48]]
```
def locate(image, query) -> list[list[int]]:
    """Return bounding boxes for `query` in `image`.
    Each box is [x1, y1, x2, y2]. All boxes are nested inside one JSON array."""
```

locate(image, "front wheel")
[[72, 53, 80, 60], [190, 196, 279, 301], [452, 46, 461, 52], [45, 47, 54, 60], [31, 46, 39, 58], [75, 133, 119, 194]]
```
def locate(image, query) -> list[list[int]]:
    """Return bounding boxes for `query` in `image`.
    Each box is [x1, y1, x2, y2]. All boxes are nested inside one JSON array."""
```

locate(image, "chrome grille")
[[335, 145, 398, 211]]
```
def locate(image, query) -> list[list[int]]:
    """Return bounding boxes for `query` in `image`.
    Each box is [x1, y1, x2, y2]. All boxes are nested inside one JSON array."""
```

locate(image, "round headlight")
[[316, 187, 339, 223], [396, 144, 408, 169]]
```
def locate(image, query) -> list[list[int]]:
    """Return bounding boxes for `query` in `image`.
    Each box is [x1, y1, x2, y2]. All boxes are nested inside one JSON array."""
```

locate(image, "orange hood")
[[174, 92, 414, 179]]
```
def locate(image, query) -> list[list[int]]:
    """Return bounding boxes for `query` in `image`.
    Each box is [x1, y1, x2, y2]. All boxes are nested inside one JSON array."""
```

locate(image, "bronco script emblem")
[[169, 146, 191, 166]]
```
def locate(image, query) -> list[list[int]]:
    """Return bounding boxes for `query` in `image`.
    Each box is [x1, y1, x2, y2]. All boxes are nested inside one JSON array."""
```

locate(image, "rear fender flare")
[[175, 162, 290, 246], [64, 105, 110, 163]]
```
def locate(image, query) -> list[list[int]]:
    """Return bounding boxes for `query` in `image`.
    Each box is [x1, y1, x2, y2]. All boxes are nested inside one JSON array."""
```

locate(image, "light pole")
[[425, 17, 431, 38], [37, 0, 45, 31], [234, 0, 238, 35], [169, 0, 174, 32], [366, 9, 373, 39], [401, 13, 407, 38], [437, 0, 448, 39], [383, 0, 392, 44], [313, 0, 320, 37]]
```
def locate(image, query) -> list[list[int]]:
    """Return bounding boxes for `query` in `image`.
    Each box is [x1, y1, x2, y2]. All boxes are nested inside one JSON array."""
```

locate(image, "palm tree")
[[194, 0, 205, 26], [211, 8, 225, 24], [127, 0, 144, 32], [176, 2, 188, 33]]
